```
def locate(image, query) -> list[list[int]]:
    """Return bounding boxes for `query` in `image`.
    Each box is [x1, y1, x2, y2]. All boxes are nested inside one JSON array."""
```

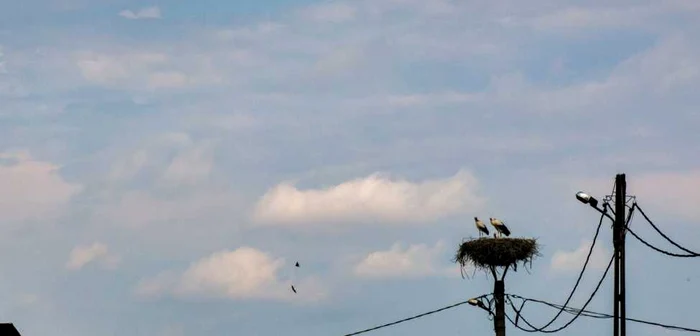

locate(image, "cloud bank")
[[136, 247, 325, 302], [354, 241, 456, 278], [253, 170, 485, 226]]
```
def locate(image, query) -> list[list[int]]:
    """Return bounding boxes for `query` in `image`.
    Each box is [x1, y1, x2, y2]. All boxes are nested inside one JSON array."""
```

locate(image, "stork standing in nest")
[[490, 217, 511, 238], [474, 217, 489, 237]]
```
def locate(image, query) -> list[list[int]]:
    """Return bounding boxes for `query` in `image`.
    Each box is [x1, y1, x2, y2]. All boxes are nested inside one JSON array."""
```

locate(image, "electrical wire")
[[627, 227, 699, 258], [509, 205, 608, 332], [503, 252, 615, 333], [340, 287, 700, 336], [342, 295, 489, 336], [633, 203, 700, 256], [507, 295, 609, 319], [508, 294, 700, 333]]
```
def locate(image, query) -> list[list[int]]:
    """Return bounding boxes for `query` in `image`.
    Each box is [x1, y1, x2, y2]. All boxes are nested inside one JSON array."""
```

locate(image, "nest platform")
[[455, 237, 539, 271]]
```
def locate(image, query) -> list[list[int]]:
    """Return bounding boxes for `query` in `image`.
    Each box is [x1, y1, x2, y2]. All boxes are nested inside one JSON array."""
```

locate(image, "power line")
[[624, 202, 700, 257], [626, 226, 699, 257], [512, 206, 608, 332], [507, 295, 609, 319], [633, 203, 700, 256], [342, 295, 488, 336], [508, 294, 700, 333], [503, 253, 615, 333]]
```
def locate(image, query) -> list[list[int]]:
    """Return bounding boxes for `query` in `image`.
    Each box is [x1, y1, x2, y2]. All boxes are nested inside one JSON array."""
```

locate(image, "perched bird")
[[291, 285, 297, 294], [490, 217, 511, 238], [295, 262, 300, 267], [474, 217, 489, 237]]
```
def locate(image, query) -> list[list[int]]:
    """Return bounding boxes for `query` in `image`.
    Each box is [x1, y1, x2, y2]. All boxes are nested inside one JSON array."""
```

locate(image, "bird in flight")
[[490, 217, 511, 238], [474, 217, 489, 237], [290, 262, 301, 294]]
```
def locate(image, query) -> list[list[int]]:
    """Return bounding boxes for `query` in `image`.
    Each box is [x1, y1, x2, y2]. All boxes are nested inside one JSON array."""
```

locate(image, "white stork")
[[489, 217, 511, 238], [474, 217, 489, 237]]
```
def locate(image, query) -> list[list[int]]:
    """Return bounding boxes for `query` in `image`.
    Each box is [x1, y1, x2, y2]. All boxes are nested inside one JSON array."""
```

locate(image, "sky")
[[1, 0, 700, 335]]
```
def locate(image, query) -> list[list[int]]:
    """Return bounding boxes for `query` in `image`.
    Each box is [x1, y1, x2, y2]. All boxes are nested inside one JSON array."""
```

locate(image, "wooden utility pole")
[[614, 173, 627, 336], [494, 280, 506, 336]]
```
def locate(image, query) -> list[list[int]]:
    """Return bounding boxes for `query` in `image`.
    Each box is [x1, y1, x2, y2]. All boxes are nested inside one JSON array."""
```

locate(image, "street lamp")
[[576, 191, 613, 221], [575, 191, 598, 208], [468, 297, 493, 315]]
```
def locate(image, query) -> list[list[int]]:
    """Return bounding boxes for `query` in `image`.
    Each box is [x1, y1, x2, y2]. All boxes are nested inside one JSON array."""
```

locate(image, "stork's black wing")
[[500, 225, 511, 236]]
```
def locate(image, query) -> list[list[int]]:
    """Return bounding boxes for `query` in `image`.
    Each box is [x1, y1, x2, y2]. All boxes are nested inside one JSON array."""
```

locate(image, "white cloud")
[[158, 141, 215, 188], [176, 248, 283, 298], [136, 247, 326, 301], [119, 6, 162, 20], [73, 47, 228, 91], [551, 240, 609, 273], [107, 148, 150, 182], [252, 169, 485, 225], [0, 151, 82, 223], [301, 2, 357, 23], [107, 132, 192, 182], [76, 51, 168, 85], [354, 241, 456, 278], [66, 242, 121, 271], [135, 271, 180, 297], [107, 132, 215, 188]]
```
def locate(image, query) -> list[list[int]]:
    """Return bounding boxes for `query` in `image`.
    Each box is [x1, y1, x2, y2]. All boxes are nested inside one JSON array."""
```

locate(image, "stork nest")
[[454, 237, 540, 272]]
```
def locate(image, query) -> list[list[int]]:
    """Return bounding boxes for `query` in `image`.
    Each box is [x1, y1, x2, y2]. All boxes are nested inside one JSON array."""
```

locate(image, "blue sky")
[[1, 0, 700, 335]]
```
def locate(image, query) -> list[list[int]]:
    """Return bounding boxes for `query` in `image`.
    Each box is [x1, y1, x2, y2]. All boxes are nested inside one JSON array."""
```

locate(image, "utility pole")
[[614, 174, 627, 336], [494, 280, 505, 336], [577, 174, 634, 336]]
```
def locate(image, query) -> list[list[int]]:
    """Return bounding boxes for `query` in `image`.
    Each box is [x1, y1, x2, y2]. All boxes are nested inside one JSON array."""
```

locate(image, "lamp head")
[[576, 191, 599, 208], [576, 191, 591, 203], [468, 298, 480, 306]]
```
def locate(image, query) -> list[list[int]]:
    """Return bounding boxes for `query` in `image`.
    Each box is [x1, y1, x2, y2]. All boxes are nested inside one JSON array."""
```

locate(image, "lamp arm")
[[592, 204, 614, 222]]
